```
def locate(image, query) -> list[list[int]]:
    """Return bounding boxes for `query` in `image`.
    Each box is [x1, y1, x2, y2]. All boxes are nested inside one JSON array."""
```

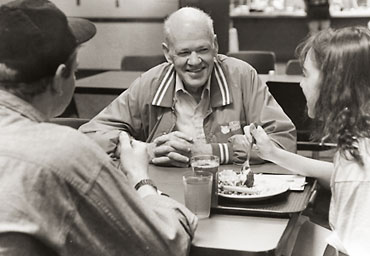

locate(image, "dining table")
[[149, 163, 317, 256], [75, 70, 143, 94]]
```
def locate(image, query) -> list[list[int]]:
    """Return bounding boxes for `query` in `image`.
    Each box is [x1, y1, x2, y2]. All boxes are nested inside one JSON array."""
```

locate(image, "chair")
[[227, 50, 276, 74], [48, 118, 90, 129], [266, 81, 335, 158], [121, 55, 167, 71], [285, 59, 302, 75]]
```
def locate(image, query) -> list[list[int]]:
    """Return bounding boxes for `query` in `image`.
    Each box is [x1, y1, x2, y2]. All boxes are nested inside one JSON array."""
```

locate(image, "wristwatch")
[[134, 179, 157, 191], [134, 179, 169, 197]]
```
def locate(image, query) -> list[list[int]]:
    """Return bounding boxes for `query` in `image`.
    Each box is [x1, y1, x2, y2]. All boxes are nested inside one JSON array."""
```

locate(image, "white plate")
[[218, 177, 290, 202]]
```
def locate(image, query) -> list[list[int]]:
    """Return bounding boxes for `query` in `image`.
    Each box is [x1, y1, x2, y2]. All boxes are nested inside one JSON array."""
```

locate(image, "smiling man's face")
[[164, 21, 218, 95]]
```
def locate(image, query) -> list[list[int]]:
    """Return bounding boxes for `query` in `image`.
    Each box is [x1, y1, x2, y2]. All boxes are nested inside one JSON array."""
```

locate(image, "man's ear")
[[162, 42, 173, 64], [51, 64, 67, 96], [213, 34, 219, 54]]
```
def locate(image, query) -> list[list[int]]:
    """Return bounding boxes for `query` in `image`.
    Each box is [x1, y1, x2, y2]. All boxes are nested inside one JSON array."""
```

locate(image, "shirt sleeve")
[[87, 161, 198, 256]]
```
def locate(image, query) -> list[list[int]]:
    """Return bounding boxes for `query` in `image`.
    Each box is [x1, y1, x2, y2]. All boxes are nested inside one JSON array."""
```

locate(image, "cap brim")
[[67, 17, 96, 45]]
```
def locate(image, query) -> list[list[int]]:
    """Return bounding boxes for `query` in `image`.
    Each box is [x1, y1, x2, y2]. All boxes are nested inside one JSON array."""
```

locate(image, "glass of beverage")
[[190, 155, 220, 208], [183, 170, 213, 219]]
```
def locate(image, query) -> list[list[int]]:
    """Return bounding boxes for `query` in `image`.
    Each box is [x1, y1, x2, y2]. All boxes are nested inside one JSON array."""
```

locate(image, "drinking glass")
[[183, 170, 213, 219], [190, 155, 220, 208]]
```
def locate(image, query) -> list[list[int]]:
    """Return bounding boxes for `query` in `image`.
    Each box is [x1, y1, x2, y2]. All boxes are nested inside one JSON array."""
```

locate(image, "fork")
[[241, 145, 252, 171], [242, 123, 257, 171]]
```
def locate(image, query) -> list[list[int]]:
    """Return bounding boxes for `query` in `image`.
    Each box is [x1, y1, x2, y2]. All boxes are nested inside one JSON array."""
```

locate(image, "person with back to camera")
[[0, 0, 197, 255], [245, 27, 370, 256], [79, 7, 297, 168]]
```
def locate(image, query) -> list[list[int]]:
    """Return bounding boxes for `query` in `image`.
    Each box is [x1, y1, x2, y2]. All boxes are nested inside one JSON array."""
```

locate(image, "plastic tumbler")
[[183, 170, 213, 219], [190, 155, 220, 208]]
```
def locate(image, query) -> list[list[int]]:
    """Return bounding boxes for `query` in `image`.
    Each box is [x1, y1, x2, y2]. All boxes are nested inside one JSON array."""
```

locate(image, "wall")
[[3, 0, 178, 70], [0, 0, 178, 70], [179, 0, 230, 54], [52, 0, 178, 70], [74, 22, 167, 70]]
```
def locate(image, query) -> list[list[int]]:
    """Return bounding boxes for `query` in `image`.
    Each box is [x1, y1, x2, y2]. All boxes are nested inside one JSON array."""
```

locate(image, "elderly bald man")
[[80, 7, 297, 167]]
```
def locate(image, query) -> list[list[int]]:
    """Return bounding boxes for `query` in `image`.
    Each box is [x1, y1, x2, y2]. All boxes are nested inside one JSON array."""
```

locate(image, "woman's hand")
[[247, 125, 278, 162]]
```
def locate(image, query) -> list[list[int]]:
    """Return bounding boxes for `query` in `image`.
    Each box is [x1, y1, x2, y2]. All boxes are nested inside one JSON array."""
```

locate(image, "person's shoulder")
[[216, 54, 256, 72], [216, 54, 257, 78], [129, 62, 174, 96], [39, 122, 112, 165], [0, 122, 114, 197], [139, 62, 173, 81]]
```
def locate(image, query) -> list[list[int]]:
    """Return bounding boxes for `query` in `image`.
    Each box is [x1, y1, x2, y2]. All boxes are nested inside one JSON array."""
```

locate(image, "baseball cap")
[[0, 0, 96, 83]]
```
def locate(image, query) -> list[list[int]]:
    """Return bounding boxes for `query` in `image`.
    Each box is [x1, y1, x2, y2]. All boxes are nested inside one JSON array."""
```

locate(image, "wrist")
[[146, 142, 156, 162], [134, 179, 169, 197], [191, 142, 212, 156], [265, 147, 281, 163]]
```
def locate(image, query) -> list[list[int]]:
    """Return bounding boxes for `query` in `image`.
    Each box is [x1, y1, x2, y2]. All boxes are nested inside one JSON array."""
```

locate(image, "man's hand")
[[119, 132, 150, 185], [228, 134, 252, 164], [148, 131, 193, 167]]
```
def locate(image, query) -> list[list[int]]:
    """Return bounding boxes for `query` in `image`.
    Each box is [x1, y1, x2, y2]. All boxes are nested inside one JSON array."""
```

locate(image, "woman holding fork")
[[245, 27, 370, 256]]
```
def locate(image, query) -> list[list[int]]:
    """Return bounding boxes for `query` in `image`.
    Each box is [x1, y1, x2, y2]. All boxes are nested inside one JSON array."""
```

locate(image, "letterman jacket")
[[80, 54, 296, 164]]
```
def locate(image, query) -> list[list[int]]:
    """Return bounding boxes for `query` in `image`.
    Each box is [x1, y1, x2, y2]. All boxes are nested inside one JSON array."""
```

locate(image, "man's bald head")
[[163, 7, 214, 46]]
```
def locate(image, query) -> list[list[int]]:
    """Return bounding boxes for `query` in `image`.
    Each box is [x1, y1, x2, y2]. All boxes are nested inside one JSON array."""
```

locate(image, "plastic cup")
[[183, 170, 213, 219], [190, 155, 220, 208]]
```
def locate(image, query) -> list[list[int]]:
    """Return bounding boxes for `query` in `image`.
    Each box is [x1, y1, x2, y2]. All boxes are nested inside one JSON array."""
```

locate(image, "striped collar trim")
[[152, 65, 175, 106], [151, 59, 232, 107], [213, 61, 231, 106]]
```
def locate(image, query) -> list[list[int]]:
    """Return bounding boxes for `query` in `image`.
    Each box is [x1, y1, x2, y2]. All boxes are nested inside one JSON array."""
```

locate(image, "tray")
[[212, 177, 317, 218]]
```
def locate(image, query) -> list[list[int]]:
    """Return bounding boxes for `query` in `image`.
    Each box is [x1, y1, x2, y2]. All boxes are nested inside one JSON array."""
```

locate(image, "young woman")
[[247, 27, 370, 255]]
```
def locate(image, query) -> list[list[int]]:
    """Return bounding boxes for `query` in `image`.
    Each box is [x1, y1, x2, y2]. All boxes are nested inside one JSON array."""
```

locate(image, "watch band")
[[134, 179, 158, 191]]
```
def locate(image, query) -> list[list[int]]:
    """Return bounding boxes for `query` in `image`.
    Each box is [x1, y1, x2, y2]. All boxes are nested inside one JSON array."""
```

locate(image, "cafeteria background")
[[1, 0, 369, 255]]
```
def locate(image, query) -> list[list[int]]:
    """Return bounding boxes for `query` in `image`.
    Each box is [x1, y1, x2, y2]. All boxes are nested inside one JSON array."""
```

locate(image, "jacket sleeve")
[[210, 142, 233, 164], [210, 141, 261, 165], [90, 158, 198, 256], [210, 66, 296, 165], [79, 76, 148, 157]]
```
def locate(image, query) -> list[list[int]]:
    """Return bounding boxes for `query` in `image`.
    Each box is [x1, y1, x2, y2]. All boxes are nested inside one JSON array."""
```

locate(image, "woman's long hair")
[[297, 27, 370, 165]]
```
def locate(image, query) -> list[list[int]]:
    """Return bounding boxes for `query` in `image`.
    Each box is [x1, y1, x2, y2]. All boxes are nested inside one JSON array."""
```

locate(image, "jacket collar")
[[151, 57, 233, 108]]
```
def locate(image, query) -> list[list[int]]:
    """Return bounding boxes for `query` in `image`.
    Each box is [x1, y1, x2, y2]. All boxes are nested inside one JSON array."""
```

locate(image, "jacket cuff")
[[211, 143, 233, 164]]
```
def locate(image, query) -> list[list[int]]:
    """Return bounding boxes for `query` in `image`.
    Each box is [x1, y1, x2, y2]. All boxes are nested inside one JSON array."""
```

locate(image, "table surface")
[[76, 71, 302, 91], [76, 70, 143, 90], [150, 163, 307, 256]]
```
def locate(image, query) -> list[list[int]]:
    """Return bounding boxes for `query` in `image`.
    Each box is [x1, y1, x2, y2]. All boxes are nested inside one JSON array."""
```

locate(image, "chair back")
[[49, 118, 90, 129], [227, 50, 276, 74], [266, 82, 335, 156], [267, 81, 311, 140], [121, 55, 167, 71], [285, 59, 302, 75]]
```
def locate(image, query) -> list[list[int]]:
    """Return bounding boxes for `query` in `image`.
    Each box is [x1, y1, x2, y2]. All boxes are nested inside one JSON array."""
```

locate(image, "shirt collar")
[[0, 89, 47, 122]]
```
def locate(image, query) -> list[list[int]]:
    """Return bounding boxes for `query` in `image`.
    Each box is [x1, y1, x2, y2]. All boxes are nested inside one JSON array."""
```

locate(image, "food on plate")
[[218, 169, 261, 196], [244, 168, 254, 188]]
